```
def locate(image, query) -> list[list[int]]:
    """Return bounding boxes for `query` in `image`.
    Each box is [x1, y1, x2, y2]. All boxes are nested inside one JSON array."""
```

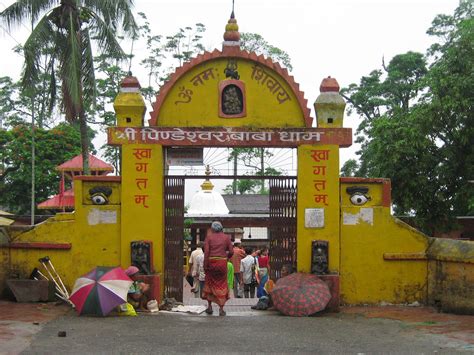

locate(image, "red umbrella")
[[271, 273, 331, 316], [69, 266, 133, 316]]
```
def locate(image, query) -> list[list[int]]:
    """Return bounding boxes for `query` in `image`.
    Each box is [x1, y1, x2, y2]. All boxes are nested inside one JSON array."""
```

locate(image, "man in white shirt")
[[240, 247, 259, 298], [188, 242, 204, 297]]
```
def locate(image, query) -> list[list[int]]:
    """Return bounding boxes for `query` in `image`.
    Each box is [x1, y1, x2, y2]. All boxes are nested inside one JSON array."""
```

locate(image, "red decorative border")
[[1, 242, 72, 250], [340, 177, 391, 207], [74, 176, 121, 182], [218, 79, 246, 118], [149, 49, 312, 127]]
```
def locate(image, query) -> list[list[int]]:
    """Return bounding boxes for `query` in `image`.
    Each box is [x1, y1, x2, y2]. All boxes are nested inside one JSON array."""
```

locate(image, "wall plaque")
[[305, 208, 325, 228]]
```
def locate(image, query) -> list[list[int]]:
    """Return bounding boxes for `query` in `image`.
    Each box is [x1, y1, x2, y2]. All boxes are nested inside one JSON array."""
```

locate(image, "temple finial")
[[223, 0, 240, 51], [201, 165, 214, 191]]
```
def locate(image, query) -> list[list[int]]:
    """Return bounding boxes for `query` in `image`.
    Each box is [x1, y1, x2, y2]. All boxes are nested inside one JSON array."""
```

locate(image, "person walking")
[[230, 238, 246, 298], [188, 241, 203, 297], [195, 251, 206, 299], [256, 247, 270, 298], [240, 247, 259, 298], [202, 221, 234, 316]]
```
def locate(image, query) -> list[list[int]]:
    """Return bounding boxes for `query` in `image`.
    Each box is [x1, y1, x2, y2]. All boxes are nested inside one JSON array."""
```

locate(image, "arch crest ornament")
[[148, 49, 313, 128]]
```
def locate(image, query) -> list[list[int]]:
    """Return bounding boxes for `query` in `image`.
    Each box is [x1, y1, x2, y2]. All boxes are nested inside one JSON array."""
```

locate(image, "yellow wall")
[[156, 58, 306, 128], [6, 179, 122, 291], [340, 180, 429, 304], [297, 145, 340, 273], [2, 56, 473, 312]]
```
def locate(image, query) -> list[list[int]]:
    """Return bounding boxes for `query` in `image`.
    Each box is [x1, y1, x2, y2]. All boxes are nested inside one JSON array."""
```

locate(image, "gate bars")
[[269, 177, 297, 280], [164, 177, 185, 301]]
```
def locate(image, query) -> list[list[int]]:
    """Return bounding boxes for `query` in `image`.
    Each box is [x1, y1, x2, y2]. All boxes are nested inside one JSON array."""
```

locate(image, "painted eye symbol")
[[350, 193, 369, 206], [91, 194, 108, 205]]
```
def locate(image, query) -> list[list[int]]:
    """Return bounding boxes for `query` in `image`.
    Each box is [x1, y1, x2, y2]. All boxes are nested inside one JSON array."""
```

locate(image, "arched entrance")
[[109, 13, 351, 304], [163, 174, 297, 302]]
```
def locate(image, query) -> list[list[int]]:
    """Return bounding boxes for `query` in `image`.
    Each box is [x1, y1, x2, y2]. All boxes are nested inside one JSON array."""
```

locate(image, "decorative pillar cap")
[[120, 75, 141, 92], [319, 76, 340, 93]]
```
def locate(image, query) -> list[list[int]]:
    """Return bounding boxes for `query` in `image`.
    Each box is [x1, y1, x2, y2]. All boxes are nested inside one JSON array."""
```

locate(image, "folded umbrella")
[[271, 273, 331, 317], [69, 266, 133, 316]]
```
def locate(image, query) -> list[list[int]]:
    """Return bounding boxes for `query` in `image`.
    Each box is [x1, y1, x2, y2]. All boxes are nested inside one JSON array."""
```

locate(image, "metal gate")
[[164, 177, 185, 301], [269, 177, 297, 280]]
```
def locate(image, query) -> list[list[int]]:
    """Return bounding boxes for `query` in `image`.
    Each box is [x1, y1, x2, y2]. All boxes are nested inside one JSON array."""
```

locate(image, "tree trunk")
[[233, 154, 238, 195], [79, 111, 90, 175]]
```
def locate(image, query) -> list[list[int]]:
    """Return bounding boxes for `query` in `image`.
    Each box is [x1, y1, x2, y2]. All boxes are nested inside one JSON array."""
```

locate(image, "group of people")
[[123, 220, 283, 316], [187, 221, 273, 316]]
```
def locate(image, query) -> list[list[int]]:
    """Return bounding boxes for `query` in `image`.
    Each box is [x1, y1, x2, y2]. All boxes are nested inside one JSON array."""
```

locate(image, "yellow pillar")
[[297, 144, 340, 273], [113, 76, 165, 274], [121, 144, 164, 273]]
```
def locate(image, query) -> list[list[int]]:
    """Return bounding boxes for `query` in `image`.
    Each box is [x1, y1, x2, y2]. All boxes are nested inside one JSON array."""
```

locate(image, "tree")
[[341, 2, 473, 234], [240, 32, 293, 71], [93, 54, 128, 175], [0, 0, 138, 174], [340, 159, 359, 178], [136, 13, 206, 105], [163, 23, 206, 68], [0, 122, 84, 214]]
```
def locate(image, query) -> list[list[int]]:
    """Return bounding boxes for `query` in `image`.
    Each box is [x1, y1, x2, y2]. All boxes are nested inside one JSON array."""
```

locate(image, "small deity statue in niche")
[[311, 241, 328, 275], [222, 85, 243, 115], [131, 241, 152, 275]]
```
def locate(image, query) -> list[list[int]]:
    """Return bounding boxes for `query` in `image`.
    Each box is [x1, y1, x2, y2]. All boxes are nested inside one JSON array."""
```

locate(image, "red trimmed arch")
[[148, 49, 313, 127]]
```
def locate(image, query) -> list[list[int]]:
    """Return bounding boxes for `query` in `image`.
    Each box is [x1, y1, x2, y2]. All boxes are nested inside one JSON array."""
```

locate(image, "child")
[[227, 259, 234, 296]]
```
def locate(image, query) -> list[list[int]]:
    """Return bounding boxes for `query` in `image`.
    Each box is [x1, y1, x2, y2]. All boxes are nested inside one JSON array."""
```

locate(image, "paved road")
[[21, 309, 472, 354]]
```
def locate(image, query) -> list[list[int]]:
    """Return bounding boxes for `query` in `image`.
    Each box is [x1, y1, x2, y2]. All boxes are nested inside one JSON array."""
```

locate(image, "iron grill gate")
[[269, 177, 297, 280], [164, 177, 185, 301]]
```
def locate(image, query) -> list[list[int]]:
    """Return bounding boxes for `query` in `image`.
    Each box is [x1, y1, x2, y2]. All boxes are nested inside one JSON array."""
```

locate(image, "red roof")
[[37, 189, 75, 210], [56, 154, 114, 172]]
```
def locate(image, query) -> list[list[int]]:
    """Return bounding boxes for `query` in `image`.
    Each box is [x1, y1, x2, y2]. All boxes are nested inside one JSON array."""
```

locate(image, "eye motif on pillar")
[[219, 59, 246, 118], [346, 186, 371, 206], [89, 186, 112, 205]]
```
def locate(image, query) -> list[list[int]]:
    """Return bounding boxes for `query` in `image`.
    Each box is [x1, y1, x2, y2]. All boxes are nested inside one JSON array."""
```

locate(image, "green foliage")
[[0, 122, 83, 214], [164, 23, 206, 68], [341, 2, 474, 234], [340, 159, 359, 177], [240, 33, 293, 71], [225, 148, 282, 194], [0, 0, 138, 173], [224, 179, 260, 195], [93, 54, 129, 175], [183, 218, 194, 241]]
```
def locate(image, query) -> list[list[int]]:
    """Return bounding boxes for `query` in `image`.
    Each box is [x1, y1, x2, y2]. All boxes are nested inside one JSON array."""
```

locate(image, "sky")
[[0, 0, 460, 201]]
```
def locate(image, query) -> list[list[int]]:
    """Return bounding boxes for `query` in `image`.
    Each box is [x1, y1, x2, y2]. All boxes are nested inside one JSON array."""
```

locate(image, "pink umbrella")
[[271, 273, 331, 316]]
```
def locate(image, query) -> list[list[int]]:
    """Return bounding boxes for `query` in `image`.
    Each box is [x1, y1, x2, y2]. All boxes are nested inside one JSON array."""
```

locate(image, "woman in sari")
[[202, 221, 234, 316]]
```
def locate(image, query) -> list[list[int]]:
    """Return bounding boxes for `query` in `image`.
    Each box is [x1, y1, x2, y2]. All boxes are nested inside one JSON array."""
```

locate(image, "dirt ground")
[[1, 300, 473, 354]]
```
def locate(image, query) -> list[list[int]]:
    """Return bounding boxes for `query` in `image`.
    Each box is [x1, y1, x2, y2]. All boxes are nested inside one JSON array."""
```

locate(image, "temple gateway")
[[1, 11, 472, 314]]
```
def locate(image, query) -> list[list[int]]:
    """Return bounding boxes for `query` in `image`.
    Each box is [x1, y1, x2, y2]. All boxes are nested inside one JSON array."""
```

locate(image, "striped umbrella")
[[69, 266, 133, 316], [271, 273, 331, 317]]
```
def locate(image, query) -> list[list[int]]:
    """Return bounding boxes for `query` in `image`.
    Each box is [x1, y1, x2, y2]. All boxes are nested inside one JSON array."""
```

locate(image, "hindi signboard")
[[108, 127, 352, 148], [166, 148, 204, 166]]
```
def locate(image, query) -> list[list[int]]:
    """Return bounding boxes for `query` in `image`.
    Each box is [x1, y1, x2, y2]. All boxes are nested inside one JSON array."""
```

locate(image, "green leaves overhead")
[[0, 0, 138, 174], [341, 2, 473, 234], [240, 32, 293, 71], [0, 122, 84, 214]]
